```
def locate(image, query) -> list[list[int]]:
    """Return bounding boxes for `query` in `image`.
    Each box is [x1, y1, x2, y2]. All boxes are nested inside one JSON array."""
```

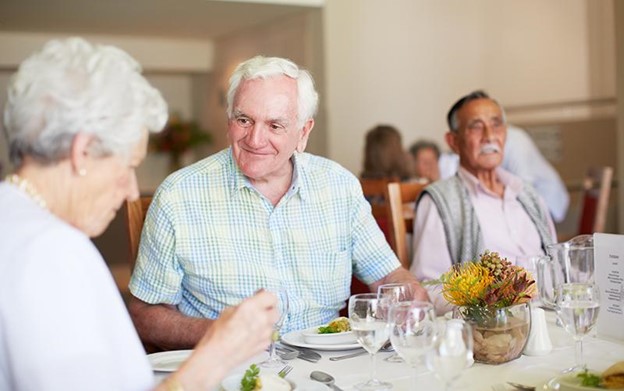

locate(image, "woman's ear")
[[69, 133, 95, 176]]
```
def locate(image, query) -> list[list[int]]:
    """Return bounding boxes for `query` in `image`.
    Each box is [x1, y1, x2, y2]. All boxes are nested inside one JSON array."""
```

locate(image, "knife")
[[278, 344, 321, 363]]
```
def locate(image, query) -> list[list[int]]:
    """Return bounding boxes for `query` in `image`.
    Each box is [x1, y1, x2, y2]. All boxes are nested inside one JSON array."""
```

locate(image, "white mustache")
[[480, 143, 501, 154]]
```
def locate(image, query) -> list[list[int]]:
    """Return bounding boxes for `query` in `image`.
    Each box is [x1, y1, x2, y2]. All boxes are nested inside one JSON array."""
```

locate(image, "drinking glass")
[[555, 283, 600, 372], [260, 287, 289, 368], [349, 293, 393, 390], [425, 319, 473, 391], [377, 283, 414, 363], [388, 301, 436, 376]]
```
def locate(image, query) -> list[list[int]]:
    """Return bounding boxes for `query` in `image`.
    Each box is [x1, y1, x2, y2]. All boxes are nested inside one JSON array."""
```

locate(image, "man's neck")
[[464, 167, 505, 197], [248, 162, 295, 206]]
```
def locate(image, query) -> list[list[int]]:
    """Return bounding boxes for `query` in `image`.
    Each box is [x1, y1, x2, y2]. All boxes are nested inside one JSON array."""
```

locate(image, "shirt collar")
[[457, 166, 523, 198], [228, 148, 308, 202]]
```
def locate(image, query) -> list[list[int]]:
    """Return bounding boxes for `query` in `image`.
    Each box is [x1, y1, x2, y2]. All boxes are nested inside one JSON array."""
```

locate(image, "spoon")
[[310, 371, 344, 391]]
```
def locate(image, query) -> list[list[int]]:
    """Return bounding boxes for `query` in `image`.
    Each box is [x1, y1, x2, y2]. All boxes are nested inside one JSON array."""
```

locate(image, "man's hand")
[[370, 267, 430, 302]]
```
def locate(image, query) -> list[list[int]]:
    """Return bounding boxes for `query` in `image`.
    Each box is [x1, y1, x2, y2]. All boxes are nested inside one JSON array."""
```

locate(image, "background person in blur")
[[128, 56, 428, 351], [0, 38, 278, 391], [410, 90, 556, 313], [408, 139, 441, 183], [361, 124, 413, 181]]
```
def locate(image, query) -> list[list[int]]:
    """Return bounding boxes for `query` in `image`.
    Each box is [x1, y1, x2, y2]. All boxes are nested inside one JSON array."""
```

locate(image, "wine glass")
[[260, 287, 289, 368], [388, 301, 436, 377], [348, 293, 393, 390], [555, 283, 600, 372], [425, 319, 473, 391], [377, 283, 414, 363]]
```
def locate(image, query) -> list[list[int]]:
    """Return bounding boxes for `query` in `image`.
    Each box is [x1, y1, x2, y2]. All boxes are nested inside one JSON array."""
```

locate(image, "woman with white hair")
[[0, 38, 278, 391]]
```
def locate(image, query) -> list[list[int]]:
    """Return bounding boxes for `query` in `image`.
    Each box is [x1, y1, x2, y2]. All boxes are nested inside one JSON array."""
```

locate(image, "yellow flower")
[[441, 263, 494, 306]]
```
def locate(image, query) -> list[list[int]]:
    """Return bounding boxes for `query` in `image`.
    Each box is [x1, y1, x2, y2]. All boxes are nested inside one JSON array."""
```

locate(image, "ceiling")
[[0, 0, 319, 40]]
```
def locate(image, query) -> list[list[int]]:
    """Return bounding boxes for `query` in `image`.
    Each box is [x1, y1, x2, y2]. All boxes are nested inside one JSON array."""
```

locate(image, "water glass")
[[555, 283, 600, 372], [349, 293, 393, 390], [378, 283, 414, 363], [260, 287, 289, 368], [388, 301, 436, 375], [426, 319, 473, 391]]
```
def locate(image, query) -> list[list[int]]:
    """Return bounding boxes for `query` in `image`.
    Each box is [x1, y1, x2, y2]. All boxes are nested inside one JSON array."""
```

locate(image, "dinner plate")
[[301, 326, 357, 345], [147, 350, 192, 372], [543, 373, 624, 391], [220, 372, 327, 391], [281, 329, 361, 351]]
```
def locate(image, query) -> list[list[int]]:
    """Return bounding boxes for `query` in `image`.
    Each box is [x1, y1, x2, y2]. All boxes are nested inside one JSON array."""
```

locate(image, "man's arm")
[[369, 266, 430, 302], [128, 297, 215, 351]]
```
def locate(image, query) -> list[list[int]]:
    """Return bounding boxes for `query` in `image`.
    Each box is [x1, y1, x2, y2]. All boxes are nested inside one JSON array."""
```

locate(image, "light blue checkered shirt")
[[129, 148, 400, 333]]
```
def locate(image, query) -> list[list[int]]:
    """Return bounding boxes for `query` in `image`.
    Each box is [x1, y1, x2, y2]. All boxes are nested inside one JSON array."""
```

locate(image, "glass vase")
[[458, 302, 531, 365]]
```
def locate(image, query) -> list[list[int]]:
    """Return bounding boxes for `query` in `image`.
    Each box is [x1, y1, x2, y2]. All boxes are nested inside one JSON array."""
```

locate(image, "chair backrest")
[[360, 177, 398, 220], [385, 182, 427, 269], [125, 196, 152, 269], [578, 166, 613, 234]]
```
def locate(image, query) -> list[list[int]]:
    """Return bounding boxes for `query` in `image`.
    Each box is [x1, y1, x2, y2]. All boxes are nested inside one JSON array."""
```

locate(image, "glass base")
[[383, 353, 404, 363], [355, 378, 393, 391], [259, 356, 288, 368]]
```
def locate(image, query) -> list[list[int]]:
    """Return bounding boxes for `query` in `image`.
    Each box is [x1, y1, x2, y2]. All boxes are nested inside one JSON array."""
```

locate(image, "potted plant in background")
[[149, 113, 212, 172], [428, 250, 535, 364]]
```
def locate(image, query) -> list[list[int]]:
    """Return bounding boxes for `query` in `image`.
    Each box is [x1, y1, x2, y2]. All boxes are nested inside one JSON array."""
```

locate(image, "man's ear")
[[69, 132, 95, 176], [296, 119, 315, 153], [445, 131, 460, 154]]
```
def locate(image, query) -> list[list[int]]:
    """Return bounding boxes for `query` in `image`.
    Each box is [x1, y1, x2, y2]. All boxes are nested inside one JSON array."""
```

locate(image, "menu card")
[[594, 233, 624, 341]]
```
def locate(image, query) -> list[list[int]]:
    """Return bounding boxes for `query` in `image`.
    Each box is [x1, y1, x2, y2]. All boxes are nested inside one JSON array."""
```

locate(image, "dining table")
[[150, 310, 624, 390]]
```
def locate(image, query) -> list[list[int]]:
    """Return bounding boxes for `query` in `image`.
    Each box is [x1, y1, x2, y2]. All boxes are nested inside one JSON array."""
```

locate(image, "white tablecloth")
[[152, 311, 624, 390]]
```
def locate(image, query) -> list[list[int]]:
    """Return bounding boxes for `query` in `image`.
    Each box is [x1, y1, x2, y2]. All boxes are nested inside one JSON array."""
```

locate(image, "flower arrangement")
[[149, 114, 212, 169], [429, 250, 536, 364], [433, 250, 536, 320]]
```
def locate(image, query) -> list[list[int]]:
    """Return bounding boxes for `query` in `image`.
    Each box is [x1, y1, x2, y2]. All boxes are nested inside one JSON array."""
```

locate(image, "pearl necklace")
[[4, 174, 49, 210]]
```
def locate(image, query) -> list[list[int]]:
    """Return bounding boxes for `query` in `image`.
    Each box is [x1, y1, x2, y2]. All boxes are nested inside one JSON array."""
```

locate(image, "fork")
[[278, 365, 293, 378]]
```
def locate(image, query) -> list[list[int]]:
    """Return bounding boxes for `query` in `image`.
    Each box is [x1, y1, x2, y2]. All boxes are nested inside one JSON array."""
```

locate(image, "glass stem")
[[369, 352, 377, 381], [575, 339, 584, 369], [269, 341, 276, 360]]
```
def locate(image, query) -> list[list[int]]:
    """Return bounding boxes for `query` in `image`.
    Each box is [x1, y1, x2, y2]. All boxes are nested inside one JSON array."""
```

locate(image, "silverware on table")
[[278, 365, 293, 378], [277, 344, 321, 363], [329, 341, 393, 361], [275, 344, 300, 360], [310, 370, 344, 391], [506, 381, 536, 391]]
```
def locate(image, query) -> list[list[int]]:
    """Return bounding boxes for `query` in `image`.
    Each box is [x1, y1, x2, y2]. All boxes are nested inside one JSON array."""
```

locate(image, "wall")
[[323, 0, 616, 175]]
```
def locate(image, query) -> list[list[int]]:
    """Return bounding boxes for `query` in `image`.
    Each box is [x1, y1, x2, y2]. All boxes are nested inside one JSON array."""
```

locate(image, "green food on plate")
[[577, 370, 603, 388], [240, 364, 260, 391], [317, 317, 351, 334]]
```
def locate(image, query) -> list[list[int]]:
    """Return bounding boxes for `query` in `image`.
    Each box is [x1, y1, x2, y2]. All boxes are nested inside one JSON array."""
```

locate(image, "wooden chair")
[[578, 166, 613, 234], [360, 177, 398, 220], [125, 195, 152, 270], [385, 182, 427, 269]]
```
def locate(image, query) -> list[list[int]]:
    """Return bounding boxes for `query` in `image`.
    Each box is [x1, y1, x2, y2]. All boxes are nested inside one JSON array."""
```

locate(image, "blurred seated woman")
[[409, 139, 441, 182], [361, 124, 413, 181], [0, 38, 278, 391]]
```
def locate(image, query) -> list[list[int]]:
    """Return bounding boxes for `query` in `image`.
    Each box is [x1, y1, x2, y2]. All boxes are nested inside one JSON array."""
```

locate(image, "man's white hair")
[[226, 56, 318, 129]]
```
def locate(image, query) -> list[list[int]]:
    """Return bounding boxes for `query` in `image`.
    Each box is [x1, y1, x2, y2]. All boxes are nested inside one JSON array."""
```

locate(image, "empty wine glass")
[[426, 319, 473, 391], [260, 287, 289, 368], [555, 282, 600, 372], [388, 301, 436, 376], [349, 293, 393, 390], [378, 283, 414, 363]]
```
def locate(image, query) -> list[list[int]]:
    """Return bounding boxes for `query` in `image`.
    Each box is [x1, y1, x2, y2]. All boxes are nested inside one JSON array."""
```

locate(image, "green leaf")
[[577, 370, 603, 388], [240, 364, 260, 391]]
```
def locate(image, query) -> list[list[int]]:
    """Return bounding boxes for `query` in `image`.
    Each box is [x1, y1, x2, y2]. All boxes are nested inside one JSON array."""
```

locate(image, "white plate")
[[221, 373, 295, 391], [220, 372, 328, 391], [301, 327, 357, 345], [281, 329, 361, 351], [147, 350, 192, 372], [543, 373, 624, 391]]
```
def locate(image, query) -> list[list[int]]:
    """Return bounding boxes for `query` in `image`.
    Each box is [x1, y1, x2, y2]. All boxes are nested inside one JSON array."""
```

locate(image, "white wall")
[[323, 0, 616, 174]]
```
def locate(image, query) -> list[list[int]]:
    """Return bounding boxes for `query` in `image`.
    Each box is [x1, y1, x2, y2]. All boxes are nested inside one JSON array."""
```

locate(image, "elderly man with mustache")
[[409, 90, 556, 313]]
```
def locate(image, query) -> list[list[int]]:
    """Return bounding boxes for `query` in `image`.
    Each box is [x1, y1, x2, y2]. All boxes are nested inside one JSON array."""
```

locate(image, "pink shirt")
[[410, 167, 556, 314]]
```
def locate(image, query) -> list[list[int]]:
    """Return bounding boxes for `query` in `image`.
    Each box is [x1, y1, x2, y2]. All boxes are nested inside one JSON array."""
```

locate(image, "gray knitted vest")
[[421, 174, 554, 265]]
